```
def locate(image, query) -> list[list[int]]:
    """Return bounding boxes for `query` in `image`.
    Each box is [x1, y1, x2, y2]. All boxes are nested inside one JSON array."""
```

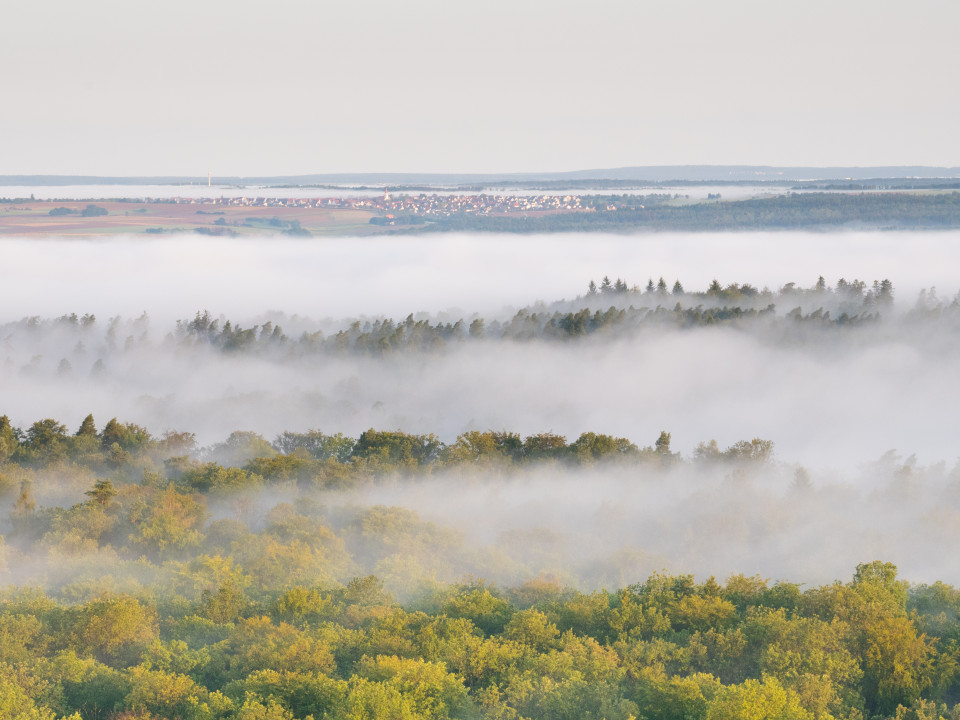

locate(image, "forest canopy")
[[3, 275, 960, 719], [1, 414, 960, 719]]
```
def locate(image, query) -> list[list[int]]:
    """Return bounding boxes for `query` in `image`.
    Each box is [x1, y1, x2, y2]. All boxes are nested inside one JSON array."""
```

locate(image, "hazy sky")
[[2, 0, 958, 175]]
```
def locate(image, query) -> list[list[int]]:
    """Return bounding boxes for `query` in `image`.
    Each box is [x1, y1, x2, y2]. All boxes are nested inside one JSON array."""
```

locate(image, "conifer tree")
[[77, 413, 97, 437]]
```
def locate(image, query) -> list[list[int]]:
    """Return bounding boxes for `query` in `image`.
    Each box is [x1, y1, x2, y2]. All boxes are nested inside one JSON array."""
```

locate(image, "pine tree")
[[878, 278, 894, 305], [77, 414, 97, 437], [85, 478, 117, 507]]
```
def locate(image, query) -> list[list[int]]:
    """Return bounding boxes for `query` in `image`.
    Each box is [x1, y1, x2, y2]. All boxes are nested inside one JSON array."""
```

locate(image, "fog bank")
[[3, 231, 960, 323], [333, 460, 960, 589], [5, 458, 960, 595], [0, 317, 958, 468]]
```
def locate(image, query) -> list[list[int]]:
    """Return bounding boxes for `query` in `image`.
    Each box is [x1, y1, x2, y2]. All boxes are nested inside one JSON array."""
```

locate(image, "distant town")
[[133, 190, 593, 217], [2, 187, 960, 235]]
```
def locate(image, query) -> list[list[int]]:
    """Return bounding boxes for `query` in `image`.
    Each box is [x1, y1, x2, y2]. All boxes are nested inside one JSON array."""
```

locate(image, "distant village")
[[150, 190, 610, 216]]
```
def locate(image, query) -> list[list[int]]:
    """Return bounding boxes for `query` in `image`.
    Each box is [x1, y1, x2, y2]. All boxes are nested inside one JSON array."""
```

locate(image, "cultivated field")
[[0, 200, 379, 236]]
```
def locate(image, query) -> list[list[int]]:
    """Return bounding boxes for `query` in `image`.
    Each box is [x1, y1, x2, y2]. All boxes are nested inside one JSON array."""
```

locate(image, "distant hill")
[[2, 165, 960, 186]]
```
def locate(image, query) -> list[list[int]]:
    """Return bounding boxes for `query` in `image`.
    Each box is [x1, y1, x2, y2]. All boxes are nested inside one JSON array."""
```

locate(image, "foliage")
[[1, 414, 960, 719]]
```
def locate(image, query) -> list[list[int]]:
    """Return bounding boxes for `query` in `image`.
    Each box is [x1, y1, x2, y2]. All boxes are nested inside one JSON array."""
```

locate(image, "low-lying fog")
[[1, 323, 958, 470], [6, 459, 960, 594], [2, 229, 960, 591], [2, 231, 959, 468], [333, 460, 960, 588], [3, 231, 960, 322]]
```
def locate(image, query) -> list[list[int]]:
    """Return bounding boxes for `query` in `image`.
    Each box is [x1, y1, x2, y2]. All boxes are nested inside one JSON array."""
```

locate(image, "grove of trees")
[[1, 413, 960, 719]]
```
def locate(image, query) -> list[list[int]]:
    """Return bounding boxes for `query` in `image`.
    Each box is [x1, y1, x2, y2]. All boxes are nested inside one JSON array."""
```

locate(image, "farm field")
[[0, 200, 379, 236]]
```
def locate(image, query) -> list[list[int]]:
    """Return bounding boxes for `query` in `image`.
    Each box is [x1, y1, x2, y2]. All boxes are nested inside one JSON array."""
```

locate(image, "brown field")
[[0, 200, 381, 236]]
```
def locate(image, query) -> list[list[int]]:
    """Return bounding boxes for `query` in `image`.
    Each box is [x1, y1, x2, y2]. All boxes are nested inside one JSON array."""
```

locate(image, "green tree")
[[653, 431, 679, 465], [571, 432, 638, 463], [861, 614, 936, 715], [226, 669, 348, 720], [124, 666, 228, 720], [179, 463, 263, 492], [522, 433, 568, 461], [76, 414, 97, 438], [128, 483, 207, 554], [273, 430, 355, 462], [353, 430, 442, 468], [852, 560, 907, 613], [226, 616, 335, 677], [202, 580, 248, 625], [724, 438, 774, 464], [445, 431, 521, 465], [78, 595, 158, 666], [34, 652, 130, 720], [706, 677, 812, 720], [345, 676, 416, 720], [19, 419, 69, 465], [503, 609, 561, 653], [85, 479, 117, 508], [0, 668, 80, 720], [80, 204, 108, 217], [71, 414, 103, 463], [100, 418, 151, 452], [356, 655, 471, 720], [209, 431, 276, 466], [441, 583, 515, 636], [235, 695, 296, 720], [0, 415, 19, 462]]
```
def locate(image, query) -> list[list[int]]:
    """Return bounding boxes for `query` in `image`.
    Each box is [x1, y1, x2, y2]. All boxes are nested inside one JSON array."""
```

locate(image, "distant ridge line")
[[3, 165, 960, 186]]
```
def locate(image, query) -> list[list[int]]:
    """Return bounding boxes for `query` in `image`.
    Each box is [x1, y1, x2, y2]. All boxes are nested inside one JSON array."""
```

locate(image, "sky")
[[2, 0, 959, 176]]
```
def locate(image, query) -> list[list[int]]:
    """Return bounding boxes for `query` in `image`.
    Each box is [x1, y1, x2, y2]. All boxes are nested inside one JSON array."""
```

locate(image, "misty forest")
[[0, 264, 960, 720], [4, 264, 960, 720], [7, 0, 960, 711]]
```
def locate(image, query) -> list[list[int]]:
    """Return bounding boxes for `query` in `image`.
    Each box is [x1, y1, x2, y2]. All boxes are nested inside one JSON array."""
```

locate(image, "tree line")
[[166, 275, 910, 356], [411, 192, 960, 232], [1, 413, 777, 482]]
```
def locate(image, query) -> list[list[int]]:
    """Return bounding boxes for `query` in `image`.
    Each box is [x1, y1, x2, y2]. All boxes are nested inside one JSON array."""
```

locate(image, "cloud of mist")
[[1, 299, 958, 469], [5, 458, 960, 597], [2, 224, 960, 595], [333, 458, 960, 589], [2, 231, 960, 324]]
